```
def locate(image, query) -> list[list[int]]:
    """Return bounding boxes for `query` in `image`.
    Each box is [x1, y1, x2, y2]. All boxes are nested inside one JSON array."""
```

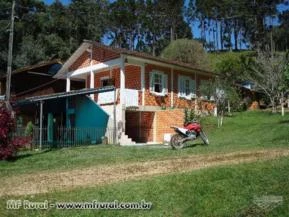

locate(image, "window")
[[101, 77, 114, 87], [178, 75, 196, 99], [101, 79, 109, 87], [149, 71, 168, 96]]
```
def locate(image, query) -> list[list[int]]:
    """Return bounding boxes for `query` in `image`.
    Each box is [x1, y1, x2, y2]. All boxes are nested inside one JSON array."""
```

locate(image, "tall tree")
[[186, 0, 285, 51]]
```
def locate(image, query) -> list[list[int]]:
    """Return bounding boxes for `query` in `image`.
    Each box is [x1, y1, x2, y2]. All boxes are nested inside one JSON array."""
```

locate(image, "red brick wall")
[[125, 65, 141, 90], [155, 109, 184, 143], [144, 64, 212, 109], [125, 109, 184, 143], [73, 52, 213, 110], [69, 46, 120, 71], [86, 68, 120, 104]]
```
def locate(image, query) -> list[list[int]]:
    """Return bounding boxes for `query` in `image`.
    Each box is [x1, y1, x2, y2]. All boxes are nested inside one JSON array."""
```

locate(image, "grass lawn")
[[1, 156, 289, 217], [0, 111, 289, 216], [1, 111, 289, 177]]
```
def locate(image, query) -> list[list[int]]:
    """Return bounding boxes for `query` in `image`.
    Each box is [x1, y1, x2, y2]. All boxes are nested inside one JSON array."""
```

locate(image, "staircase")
[[119, 132, 136, 146]]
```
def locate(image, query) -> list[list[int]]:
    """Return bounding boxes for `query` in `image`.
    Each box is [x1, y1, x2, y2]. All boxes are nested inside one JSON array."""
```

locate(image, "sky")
[[44, 0, 71, 5]]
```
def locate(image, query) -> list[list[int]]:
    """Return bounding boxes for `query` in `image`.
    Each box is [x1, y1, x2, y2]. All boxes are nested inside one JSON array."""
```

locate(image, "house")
[[54, 40, 215, 145], [0, 60, 84, 127]]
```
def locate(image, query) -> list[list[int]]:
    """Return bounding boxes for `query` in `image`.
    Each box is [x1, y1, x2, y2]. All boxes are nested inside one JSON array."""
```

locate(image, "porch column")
[[90, 70, 94, 99], [170, 68, 174, 108], [120, 55, 125, 105], [141, 64, 145, 106], [66, 77, 71, 92], [120, 55, 126, 132], [39, 101, 44, 150]]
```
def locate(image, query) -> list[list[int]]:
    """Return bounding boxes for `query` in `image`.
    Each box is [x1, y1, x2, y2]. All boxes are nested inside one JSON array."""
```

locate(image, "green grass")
[[1, 111, 289, 177], [1, 156, 289, 217]]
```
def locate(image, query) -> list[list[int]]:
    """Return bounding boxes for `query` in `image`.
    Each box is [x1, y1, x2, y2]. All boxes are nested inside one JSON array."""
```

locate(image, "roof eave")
[[54, 42, 91, 79]]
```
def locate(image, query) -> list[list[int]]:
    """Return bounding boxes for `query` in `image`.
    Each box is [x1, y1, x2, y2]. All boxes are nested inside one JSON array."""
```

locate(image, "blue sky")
[[44, 0, 71, 5]]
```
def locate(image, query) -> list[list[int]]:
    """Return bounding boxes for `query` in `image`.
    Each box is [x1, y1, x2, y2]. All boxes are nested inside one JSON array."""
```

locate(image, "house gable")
[[69, 47, 120, 72]]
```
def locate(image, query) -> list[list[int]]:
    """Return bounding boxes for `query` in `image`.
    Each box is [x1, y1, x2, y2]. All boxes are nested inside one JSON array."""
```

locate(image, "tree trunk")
[[214, 106, 217, 117], [272, 100, 277, 113], [215, 20, 219, 50], [228, 100, 231, 114], [281, 92, 285, 116], [234, 19, 238, 50], [220, 20, 224, 50]]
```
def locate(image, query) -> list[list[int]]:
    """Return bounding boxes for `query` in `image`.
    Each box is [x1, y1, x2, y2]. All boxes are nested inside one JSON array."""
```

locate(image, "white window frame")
[[149, 71, 168, 96], [178, 75, 196, 100]]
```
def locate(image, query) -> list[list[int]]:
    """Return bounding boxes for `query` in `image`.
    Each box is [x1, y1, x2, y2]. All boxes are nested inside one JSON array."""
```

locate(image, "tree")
[[107, 0, 192, 55], [186, 0, 285, 51], [199, 78, 240, 127], [0, 106, 27, 160], [241, 52, 288, 113], [161, 39, 209, 70]]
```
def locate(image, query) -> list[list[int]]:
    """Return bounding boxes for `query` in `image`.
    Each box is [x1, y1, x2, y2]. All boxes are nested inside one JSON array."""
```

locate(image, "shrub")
[[184, 108, 197, 124], [25, 121, 34, 137], [0, 107, 27, 160]]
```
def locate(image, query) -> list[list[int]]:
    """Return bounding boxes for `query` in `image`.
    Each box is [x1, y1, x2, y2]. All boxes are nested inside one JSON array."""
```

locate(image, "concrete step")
[[119, 133, 136, 146]]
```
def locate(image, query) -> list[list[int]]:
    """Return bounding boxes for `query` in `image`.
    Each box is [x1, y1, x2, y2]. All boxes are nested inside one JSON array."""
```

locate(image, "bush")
[[25, 121, 34, 137], [184, 108, 197, 124], [0, 107, 27, 160]]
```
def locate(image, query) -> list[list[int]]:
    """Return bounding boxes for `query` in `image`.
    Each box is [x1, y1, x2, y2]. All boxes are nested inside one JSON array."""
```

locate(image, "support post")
[[120, 55, 125, 132], [120, 55, 125, 106], [39, 101, 44, 150], [170, 68, 174, 108], [194, 72, 197, 113], [89, 46, 94, 99], [141, 64, 145, 106], [66, 77, 71, 92], [113, 88, 117, 144]]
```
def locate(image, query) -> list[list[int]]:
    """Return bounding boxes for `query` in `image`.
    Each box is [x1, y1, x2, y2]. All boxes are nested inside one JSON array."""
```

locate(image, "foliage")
[[24, 121, 34, 137], [0, 0, 194, 75], [107, 0, 192, 56], [184, 108, 197, 124], [0, 107, 26, 160], [186, 0, 285, 51], [241, 52, 289, 112], [161, 39, 209, 69], [199, 78, 241, 127]]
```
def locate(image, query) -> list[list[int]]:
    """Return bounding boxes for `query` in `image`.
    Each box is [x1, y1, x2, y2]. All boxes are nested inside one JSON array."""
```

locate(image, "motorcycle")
[[170, 120, 209, 149]]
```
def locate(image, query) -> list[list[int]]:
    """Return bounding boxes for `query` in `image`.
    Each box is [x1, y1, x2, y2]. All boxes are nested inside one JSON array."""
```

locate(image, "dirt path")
[[1, 149, 289, 197]]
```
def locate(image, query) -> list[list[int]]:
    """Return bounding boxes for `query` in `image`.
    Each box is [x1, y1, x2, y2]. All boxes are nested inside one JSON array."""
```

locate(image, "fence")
[[14, 127, 115, 149]]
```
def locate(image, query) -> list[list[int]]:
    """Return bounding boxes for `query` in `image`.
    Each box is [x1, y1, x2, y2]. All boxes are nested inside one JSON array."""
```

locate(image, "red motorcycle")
[[170, 120, 209, 149]]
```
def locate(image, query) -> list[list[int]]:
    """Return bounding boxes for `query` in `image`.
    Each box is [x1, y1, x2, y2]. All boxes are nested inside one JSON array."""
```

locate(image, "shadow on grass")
[[279, 120, 289, 124], [182, 142, 207, 149], [7, 149, 52, 162]]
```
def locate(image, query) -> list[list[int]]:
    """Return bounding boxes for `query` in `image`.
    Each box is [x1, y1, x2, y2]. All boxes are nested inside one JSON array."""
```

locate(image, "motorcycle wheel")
[[170, 134, 184, 149], [199, 130, 209, 145]]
